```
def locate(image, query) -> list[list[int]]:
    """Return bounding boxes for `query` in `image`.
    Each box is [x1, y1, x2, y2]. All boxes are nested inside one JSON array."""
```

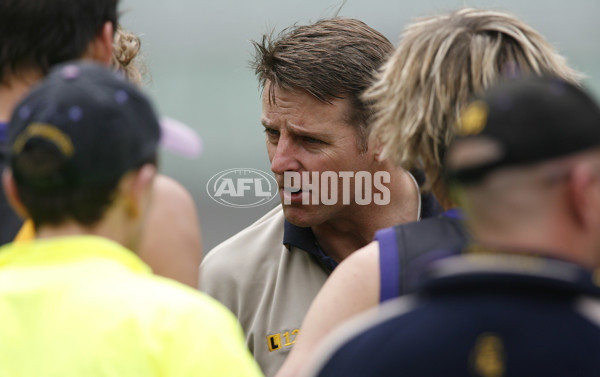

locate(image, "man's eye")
[[264, 128, 280, 137], [303, 136, 323, 144]]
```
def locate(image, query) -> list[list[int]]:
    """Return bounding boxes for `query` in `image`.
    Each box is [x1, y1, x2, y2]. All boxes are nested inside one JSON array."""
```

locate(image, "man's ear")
[[2, 169, 29, 219], [123, 164, 156, 219], [568, 163, 600, 230], [367, 135, 383, 163], [85, 21, 114, 66]]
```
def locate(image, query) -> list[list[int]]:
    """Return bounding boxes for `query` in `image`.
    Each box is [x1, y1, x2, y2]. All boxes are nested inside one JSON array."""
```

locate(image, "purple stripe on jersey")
[[0, 122, 7, 143], [375, 226, 400, 303], [442, 208, 464, 220]]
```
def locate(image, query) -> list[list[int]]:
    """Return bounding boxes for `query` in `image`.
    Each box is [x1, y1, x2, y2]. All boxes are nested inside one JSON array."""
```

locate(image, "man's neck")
[[312, 168, 420, 263], [471, 221, 595, 270], [36, 217, 135, 253], [0, 74, 41, 122], [36, 222, 98, 240]]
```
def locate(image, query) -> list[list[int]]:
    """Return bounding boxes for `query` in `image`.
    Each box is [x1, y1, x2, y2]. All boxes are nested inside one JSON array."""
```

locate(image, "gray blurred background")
[[119, 0, 600, 251]]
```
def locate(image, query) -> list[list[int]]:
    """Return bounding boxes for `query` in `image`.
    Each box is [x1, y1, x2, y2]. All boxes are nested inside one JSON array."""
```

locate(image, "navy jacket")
[[311, 252, 600, 377]]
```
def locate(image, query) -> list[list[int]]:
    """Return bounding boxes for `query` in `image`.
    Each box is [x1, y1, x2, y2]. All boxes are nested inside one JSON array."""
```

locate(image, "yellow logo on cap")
[[458, 100, 488, 136], [13, 123, 74, 157], [470, 333, 505, 377]]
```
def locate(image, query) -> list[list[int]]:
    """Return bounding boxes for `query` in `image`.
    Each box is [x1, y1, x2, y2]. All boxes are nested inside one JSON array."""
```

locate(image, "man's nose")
[[270, 135, 301, 175]]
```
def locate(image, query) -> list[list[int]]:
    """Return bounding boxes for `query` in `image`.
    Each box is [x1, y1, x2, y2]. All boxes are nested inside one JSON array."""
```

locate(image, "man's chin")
[[281, 204, 319, 228]]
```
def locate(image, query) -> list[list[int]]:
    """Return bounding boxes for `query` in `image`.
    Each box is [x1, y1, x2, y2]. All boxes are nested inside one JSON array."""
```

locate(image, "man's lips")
[[282, 187, 302, 195], [277, 173, 311, 203], [280, 186, 309, 204]]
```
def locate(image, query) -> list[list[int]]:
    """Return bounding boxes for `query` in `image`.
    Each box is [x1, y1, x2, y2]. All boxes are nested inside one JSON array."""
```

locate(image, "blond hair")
[[111, 26, 146, 85], [366, 8, 582, 203]]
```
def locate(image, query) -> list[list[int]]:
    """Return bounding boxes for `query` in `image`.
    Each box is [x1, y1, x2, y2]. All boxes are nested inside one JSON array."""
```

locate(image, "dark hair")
[[13, 139, 155, 229], [251, 18, 393, 149], [0, 0, 119, 84]]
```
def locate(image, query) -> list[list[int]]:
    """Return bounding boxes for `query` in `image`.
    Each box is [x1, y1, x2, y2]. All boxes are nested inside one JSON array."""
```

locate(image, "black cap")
[[9, 61, 161, 189], [446, 76, 600, 183]]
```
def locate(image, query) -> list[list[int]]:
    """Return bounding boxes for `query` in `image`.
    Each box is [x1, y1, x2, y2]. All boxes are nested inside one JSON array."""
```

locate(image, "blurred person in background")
[[0, 0, 202, 288], [0, 61, 262, 376], [303, 75, 600, 377]]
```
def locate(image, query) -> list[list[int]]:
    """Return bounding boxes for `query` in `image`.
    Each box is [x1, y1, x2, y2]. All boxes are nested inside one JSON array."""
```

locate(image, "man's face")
[[261, 82, 377, 228]]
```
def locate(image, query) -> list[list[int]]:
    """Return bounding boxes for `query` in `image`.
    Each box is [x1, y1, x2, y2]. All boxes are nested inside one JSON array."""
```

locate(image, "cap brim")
[[159, 116, 203, 158]]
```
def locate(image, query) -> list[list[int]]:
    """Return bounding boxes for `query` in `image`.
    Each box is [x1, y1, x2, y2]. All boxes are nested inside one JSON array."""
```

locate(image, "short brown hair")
[[251, 18, 393, 149], [365, 8, 582, 204]]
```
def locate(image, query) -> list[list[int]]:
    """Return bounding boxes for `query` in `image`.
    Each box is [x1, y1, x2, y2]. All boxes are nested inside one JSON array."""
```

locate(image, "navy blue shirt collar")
[[0, 122, 8, 162], [283, 220, 338, 272], [422, 252, 600, 298], [412, 170, 443, 219], [0, 122, 7, 143], [442, 208, 464, 220]]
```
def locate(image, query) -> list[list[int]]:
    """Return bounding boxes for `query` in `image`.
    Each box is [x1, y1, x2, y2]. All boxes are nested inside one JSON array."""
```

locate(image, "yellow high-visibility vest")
[[0, 235, 263, 377]]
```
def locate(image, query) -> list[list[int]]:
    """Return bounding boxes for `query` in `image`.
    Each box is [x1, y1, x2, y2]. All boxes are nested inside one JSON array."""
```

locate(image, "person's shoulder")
[[98, 275, 263, 376], [154, 278, 240, 324], [137, 173, 202, 286], [302, 296, 418, 376], [143, 174, 200, 246], [103, 271, 237, 323], [389, 213, 466, 244], [397, 214, 451, 229], [203, 204, 284, 264], [234, 203, 285, 235], [336, 240, 379, 279], [335, 295, 418, 343], [152, 174, 197, 213], [375, 216, 463, 257], [200, 204, 286, 306]]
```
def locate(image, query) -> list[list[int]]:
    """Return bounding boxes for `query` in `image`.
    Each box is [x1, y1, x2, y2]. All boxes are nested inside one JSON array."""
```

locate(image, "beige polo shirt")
[[201, 185, 441, 376], [200, 205, 329, 377]]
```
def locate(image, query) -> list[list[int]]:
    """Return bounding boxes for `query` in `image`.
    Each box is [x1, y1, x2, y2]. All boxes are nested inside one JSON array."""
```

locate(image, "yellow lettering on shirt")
[[267, 329, 300, 352]]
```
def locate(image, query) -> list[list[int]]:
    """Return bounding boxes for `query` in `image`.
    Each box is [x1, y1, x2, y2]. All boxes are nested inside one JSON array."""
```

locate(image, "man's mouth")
[[283, 187, 302, 195], [281, 186, 307, 204]]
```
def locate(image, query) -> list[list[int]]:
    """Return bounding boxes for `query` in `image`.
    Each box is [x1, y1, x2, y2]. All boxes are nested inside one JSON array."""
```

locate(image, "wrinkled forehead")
[[261, 81, 354, 127]]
